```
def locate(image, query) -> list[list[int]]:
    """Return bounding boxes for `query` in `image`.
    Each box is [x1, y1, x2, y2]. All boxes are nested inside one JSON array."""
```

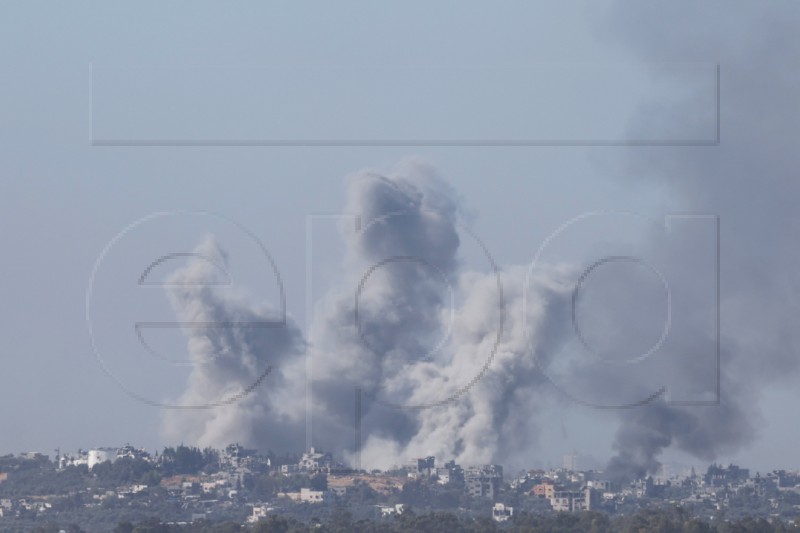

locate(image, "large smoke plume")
[[161, 2, 800, 479], [599, 0, 800, 480], [160, 237, 306, 450], [159, 162, 574, 470]]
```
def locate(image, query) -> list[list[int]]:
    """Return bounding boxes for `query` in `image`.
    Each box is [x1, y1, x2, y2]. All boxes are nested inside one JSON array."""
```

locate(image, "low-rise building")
[[533, 479, 555, 499], [279, 488, 325, 503], [380, 504, 405, 517], [248, 504, 274, 523], [492, 503, 513, 522], [280, 464, 299, 475], [299, 448, 335, 473], [87, 448, 118, 470]]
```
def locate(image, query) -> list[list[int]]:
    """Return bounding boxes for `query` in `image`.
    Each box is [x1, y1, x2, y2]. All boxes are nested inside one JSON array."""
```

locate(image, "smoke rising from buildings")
[[599, 0, 800, 480], [160, 237, 307, 451], [159, 163, 575, 470], [160, 2, 799, 478]]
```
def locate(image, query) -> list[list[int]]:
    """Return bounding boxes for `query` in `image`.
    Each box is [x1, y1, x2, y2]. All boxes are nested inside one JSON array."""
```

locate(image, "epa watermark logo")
[[87, 204, 719, 412]]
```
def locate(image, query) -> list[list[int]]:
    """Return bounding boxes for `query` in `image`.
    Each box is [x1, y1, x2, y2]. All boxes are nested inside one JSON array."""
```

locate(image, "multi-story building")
[[465, 465, 503, 499], [440, 460, 464, 485], [299, 448, 334, 473], [550, 488, 598, 512], [279, 488, 325, 503], [407, 456, 436, 478]]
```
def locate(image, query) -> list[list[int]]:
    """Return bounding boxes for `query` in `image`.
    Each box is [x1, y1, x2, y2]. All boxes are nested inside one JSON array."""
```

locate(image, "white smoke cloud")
[[160, 236, 306, 451], [158, 162, 575, 471]]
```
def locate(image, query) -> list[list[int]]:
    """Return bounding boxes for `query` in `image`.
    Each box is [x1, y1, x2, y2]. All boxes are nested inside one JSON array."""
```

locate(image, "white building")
[[280, 464, 299, 475], [434, 467, 451, 485], [380, 504, 405, 517], [492, 503, 513, 522], [88, 448, 118, 470], [248, 505, 274, 523], [279, 488, 325, 503], [59, 450, 89, 469], [299, 447, 334, 473]]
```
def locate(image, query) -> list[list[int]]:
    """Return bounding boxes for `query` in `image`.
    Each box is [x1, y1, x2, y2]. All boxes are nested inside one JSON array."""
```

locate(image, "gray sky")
[[1, 1, 797, 474]]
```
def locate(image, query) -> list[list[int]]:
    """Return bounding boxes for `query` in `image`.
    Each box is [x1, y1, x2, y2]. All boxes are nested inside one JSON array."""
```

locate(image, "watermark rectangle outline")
[[663, 213, 721, 406], [89, 63, 721, 147]]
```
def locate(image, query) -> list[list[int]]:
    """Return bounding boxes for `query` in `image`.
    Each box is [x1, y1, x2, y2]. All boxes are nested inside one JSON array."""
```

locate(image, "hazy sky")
[[1, 1, 798, 474]]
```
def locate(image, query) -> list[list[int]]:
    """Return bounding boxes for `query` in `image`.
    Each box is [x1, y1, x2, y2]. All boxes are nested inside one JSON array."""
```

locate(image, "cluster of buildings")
[[279, 447, 343, 475], [505, 460, 800, 523], [57, 444, 152, 470], [267, 453, 511, 522], [404, 455, 504, 499], [516, 467, 606, 512], [219, 443, 272, 473], [6, 445, 800, 526], [0, 497, 51, 518]]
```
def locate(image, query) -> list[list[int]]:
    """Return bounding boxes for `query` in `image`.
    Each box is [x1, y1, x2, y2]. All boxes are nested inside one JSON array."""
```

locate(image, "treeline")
[[160, 446, 220, 476], [246, 472, 328, 499], [0, 445, 223, 496], [26, 507, 800, 533], [91, 445, 223, 484]]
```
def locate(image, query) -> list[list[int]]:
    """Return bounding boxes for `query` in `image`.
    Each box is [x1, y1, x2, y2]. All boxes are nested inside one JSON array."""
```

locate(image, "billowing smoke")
[[308, 163, 573, 468], [599, 0, 800, 480], [159, 163, 574, 470], [160, 237, 307, 451], [160, 2, 799, 478]]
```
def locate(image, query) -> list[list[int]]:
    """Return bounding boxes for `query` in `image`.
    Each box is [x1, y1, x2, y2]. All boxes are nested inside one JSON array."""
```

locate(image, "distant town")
[[1, 444, 800, 532]]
